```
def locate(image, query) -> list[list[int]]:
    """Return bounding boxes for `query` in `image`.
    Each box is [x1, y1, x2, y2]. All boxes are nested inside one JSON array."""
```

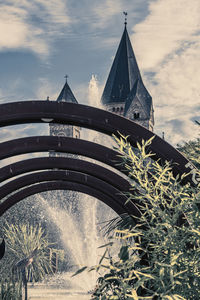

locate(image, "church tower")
[[101, 19, 154, 131], [49, 76, 80, 141], [48, 77, 81, 216]]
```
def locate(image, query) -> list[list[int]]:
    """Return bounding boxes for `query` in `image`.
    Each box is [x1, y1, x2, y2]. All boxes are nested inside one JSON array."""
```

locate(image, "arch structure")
[[0, 101, 198, 218]]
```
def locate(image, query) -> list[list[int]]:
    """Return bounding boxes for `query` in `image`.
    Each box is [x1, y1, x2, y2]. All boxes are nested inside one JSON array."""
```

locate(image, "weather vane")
[[64, 74, 68, 82], [123, 12, 128, 26]]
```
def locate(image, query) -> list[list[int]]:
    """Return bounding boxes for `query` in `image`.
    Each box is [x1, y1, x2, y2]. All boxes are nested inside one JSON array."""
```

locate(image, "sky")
[[0, 0, 199, 146]]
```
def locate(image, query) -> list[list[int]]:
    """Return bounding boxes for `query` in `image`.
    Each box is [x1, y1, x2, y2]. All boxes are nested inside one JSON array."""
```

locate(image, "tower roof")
[[57, 78, 78, 103], [101, 26, 141, 105], [124, 78, 152, 118]]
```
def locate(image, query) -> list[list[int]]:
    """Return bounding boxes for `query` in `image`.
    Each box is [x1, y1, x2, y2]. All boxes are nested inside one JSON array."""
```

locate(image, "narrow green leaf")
[[71, 266, 88, 277]]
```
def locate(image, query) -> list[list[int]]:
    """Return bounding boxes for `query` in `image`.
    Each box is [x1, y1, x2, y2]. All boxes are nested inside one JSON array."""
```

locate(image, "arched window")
[[116, 107, 119, 112], [134, 112, 140, 119], [112, 107, 115, 112], [120, 107, 123, 111]]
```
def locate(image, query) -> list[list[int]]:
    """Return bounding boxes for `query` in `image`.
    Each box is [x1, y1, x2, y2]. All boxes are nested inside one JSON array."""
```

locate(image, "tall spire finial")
[[64, 74, 68, 82], [123, 11, 128, 26]]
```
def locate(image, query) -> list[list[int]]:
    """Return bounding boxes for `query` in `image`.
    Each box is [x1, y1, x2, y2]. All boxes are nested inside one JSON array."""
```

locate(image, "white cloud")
[[129, 0, 200, 145], [92, 0, 123, 29], [0, 0, 70, 57], [36, 77, 59, 100], [35, 0, 69, 25], [151, 39, 200, 145], [132, 0, 200, 70]]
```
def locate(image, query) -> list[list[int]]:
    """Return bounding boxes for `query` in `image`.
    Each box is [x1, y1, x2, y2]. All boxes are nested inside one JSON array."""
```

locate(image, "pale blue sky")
[[0, 0, 199, 145]]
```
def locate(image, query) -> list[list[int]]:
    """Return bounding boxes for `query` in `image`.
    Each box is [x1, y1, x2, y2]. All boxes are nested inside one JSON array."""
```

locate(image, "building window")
[[112, 107, 115, 112], [121, 107, 123, 111], [116, 107, 119, 112], [134, 112, 140, 119]]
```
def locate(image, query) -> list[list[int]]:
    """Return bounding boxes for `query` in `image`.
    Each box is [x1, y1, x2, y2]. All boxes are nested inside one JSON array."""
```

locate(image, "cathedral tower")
[[101, 22, 154, 131], [49, 76, 80, 141]]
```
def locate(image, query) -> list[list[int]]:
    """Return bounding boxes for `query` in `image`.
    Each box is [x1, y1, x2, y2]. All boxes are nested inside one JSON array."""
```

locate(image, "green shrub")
[[0, 279, 22, 300], [88, 135, 200, 299]]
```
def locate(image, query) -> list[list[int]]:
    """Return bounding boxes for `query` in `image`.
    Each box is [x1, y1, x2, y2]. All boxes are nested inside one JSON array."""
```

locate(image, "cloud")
[[129, 0, 200, 145], [0, 0, 70, 57], [92, 0, 123, 29], [91, 0, 147, 30], [150, 35, 200, 145], [36, 77, 60, 100], [132, 0, 200, 70]]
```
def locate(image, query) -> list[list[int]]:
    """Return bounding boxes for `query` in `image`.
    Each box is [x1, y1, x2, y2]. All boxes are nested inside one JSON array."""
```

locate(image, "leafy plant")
[[4, 223, 53, 282], [0, 279, 22, 300], [85, 134, 200, 299], [2, 223, 53, 300], [177, 121, 200, 168]]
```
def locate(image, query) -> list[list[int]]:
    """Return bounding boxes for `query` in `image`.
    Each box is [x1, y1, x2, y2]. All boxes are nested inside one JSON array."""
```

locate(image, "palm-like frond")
[[4, 223, 53, 282]]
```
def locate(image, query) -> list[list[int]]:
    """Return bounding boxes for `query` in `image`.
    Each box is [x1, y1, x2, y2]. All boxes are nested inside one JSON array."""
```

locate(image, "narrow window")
[[134, 112, 140, 119]]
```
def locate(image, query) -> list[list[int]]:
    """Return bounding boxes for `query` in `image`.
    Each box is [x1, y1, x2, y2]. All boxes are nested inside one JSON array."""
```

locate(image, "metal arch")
[[0, 101, 195, 184], [0, 157, 130, 191], [0, 239, 5, 260], [0, 170, 131, 204], [0, 136, 120, 170], [0, 181, 134, 217], [0, 158, 140, 217]]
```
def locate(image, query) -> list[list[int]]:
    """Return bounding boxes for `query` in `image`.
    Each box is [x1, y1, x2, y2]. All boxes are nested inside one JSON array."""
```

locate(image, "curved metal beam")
[[0, 101, 195, 184], [0, 181, 134, 217], [0, 136, 120, 170], [0, 158, 141, 217], [0, 239, 5, 260], [0, 170, 131, 203], [0, 157, 130, 191]]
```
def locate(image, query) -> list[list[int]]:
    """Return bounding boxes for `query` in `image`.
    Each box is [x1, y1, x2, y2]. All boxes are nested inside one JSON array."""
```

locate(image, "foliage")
[[177, 121, 200, 168], [0, 223, 55, 299], [177, 138, 200, 169], [0, 280, 22, 300], [0, 192, 77, 275], [87, 134, 200, 299], [3, 223, 53, 282]]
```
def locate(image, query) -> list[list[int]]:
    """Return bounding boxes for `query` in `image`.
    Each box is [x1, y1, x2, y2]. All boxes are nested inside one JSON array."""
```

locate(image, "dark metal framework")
[[0, 158, 140, 217], [0, 136, 120, 168], [0, 174, 135, 217], [0, 101, 198, 218]]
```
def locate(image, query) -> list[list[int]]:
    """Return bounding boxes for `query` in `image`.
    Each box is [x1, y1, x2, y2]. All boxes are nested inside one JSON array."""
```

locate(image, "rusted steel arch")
[[0, 136, 120, 170], [0, 181, 134, 217], [0, 101, 196, 185], [0, 170, 131, 206]]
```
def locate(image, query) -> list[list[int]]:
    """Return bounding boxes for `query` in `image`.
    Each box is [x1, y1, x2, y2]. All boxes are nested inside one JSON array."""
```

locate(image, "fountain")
[[27, 192, 117, 299], [28, 75, 118, 299]]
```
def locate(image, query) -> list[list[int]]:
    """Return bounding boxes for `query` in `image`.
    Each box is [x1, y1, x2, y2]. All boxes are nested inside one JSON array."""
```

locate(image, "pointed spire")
[[101, 24, 141, 105], [101, 21, 153, 125], [57, 76, 78, 103]]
